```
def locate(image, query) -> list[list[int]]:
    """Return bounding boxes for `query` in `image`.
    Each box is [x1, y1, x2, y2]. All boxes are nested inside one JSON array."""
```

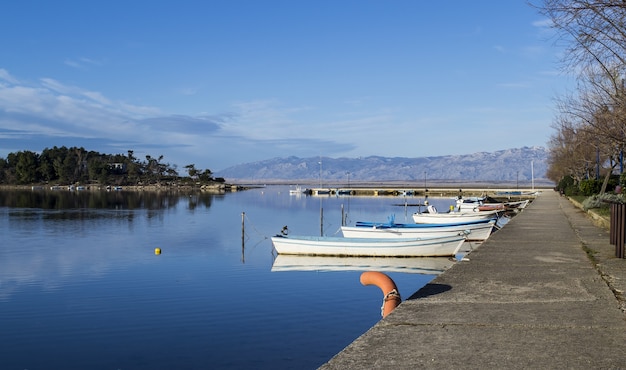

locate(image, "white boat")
[[456, 197, 530, 212], [270, 234, 466, 257], [271, 255, 455, 275], [456, 197, 493, 212], [412, 205, 500, 224], [504, 199, 530, 209], [289, 185, 304, 195], [341, 219, 496, 241]]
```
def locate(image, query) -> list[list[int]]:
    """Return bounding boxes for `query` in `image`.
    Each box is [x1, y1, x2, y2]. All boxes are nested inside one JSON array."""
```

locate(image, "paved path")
[[320, 190, 626, 369]]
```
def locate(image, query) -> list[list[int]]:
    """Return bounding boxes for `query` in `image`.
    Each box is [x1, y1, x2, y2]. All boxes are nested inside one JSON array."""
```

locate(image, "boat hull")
[[341, 220, 495, 241], [271, 234, 465, 257], [412, 210, 499, 224]]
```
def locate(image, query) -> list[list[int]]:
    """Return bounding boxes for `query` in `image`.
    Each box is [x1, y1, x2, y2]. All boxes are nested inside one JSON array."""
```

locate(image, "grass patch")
[[594, 206, 610, 217]]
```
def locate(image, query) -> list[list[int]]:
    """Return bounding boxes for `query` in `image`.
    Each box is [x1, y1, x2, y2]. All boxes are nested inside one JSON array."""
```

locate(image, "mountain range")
[[215, 146, 551, 186]]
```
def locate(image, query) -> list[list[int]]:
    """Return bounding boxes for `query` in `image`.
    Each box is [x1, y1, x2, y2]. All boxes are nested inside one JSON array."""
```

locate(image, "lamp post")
[[530, 161, 535, 191], [423, 171, 428, 204], [318, 159, 322, 189], [318, 158, 323, 235]]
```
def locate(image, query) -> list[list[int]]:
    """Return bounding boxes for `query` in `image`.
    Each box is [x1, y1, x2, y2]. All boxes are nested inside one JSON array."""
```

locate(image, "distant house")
[[109, 163, 127, 172]]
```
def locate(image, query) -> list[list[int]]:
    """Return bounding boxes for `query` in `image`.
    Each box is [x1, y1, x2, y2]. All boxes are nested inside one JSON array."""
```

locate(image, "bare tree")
[[536, 1, 626, 79], [548, 117, 597, 183], [535, 0, 626, 189]]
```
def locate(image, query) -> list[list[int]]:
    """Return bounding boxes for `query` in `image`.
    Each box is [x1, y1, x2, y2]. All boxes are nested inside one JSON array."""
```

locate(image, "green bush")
[[579, 179, 602, 196], [558, 175, 578, 196]]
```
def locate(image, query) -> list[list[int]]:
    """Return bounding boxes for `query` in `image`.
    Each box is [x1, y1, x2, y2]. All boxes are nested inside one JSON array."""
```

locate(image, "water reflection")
[[0, 186, 449, 369], [0, 189, 221, 210], [271, 255, 456, 274], [0, 189, 228, 303]]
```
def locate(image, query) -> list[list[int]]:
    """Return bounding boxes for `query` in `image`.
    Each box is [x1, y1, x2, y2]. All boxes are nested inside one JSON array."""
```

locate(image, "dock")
[[320, 190, 626, 369], [303, 186, 539, 200]]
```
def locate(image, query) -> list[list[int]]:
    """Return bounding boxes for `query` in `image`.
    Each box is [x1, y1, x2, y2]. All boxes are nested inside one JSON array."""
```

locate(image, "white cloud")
[[0, 70, 344, 169], [0, 69, 20, 84], [64, 57, 104, 69], [532, 18, 553, 28]]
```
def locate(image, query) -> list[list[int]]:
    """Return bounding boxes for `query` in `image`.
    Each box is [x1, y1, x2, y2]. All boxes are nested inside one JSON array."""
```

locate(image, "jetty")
[[302, 186, 538, 200], [320, 190, 626, 369]]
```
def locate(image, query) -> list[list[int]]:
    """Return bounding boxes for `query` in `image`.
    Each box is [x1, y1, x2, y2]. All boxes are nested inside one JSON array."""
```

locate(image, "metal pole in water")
[[320, 206, 324, 236], [341, 204, 344, 226], [241, 212, 245, 262]]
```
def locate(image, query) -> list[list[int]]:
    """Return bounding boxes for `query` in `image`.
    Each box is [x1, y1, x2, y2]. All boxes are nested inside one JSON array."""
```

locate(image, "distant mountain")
[[215, 146, 551, 185]]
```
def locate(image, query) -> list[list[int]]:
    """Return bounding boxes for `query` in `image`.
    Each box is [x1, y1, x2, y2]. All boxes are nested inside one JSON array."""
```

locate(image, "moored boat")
[[289, 185, 304, 195], [456, 197, 531, 213], [270, 234, 466, 257], [341, 218, 496, 241], [477, 203, 506, 211], [504, 199, 530, 210], [412, 207, 500, 224], [456, 197, 486, 212]]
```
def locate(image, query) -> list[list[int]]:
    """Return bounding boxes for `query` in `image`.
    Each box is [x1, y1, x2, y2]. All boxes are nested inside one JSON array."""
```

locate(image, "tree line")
[[0, 146, 222, 186], [537, 1, 626, 196]]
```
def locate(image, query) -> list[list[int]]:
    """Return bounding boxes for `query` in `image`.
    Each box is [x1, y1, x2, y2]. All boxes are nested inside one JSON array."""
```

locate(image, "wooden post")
[[615, 204, 626, 258], [610, 203, 626, 259]]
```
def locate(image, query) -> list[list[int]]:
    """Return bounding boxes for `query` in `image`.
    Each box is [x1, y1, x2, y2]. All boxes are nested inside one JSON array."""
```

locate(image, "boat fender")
[[360, 271, 401, 318]]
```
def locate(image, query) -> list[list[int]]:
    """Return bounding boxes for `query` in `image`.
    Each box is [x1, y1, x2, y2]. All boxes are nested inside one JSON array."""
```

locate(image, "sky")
[[0, 1, 572, 173]]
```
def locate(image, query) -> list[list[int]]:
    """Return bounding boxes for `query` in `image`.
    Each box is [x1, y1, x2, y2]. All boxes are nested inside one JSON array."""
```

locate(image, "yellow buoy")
[[154, 248, 161, 255]]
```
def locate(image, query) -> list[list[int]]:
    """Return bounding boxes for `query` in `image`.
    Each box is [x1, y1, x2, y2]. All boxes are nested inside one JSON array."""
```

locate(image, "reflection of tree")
[[0, 190, 219, 212]]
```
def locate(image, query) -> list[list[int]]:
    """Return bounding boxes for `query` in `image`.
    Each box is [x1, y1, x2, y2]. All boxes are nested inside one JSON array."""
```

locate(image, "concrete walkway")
[[320, 190, 626, 369]]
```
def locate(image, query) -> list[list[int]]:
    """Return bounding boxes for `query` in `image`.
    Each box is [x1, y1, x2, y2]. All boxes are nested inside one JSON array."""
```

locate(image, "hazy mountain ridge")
[[216, 146, 550, 185]]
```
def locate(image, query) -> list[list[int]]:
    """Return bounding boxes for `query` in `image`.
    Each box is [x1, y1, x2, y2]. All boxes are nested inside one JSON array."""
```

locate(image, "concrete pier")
[[320, 190, 626, 369], [304, 187, 538, 200]]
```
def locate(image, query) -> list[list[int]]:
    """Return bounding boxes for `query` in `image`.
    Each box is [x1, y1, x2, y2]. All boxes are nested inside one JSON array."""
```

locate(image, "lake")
[[0, 186, 472, 369]]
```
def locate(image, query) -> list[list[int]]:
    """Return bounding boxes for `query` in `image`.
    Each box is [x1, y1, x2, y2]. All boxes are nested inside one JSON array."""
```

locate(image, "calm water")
[[0, 186, 467, 369]]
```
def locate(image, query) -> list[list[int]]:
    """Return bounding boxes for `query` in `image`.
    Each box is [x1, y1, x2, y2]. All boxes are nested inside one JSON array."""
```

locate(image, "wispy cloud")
[[532, 18, 553, 28], [64, 57, 104, 69], [0, 69, 356, 169], [137, 115, 221, 134], [0, 69, 19, 85]]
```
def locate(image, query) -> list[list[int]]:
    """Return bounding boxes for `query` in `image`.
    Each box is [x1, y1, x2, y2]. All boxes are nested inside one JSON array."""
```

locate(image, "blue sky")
[[0, 1, 570, 172]]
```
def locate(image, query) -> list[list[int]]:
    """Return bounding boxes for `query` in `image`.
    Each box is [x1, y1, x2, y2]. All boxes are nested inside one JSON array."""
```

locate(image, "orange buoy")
[[360, 271, 401, 318]]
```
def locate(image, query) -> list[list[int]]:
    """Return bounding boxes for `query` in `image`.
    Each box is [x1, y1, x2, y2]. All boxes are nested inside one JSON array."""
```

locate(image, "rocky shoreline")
[[0, 182, 249, 192]]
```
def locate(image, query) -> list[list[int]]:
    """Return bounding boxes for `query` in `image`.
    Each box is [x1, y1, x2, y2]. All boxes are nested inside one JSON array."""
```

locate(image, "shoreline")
[[0, 183, 250, 192], [0, 183, 549, 201]]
